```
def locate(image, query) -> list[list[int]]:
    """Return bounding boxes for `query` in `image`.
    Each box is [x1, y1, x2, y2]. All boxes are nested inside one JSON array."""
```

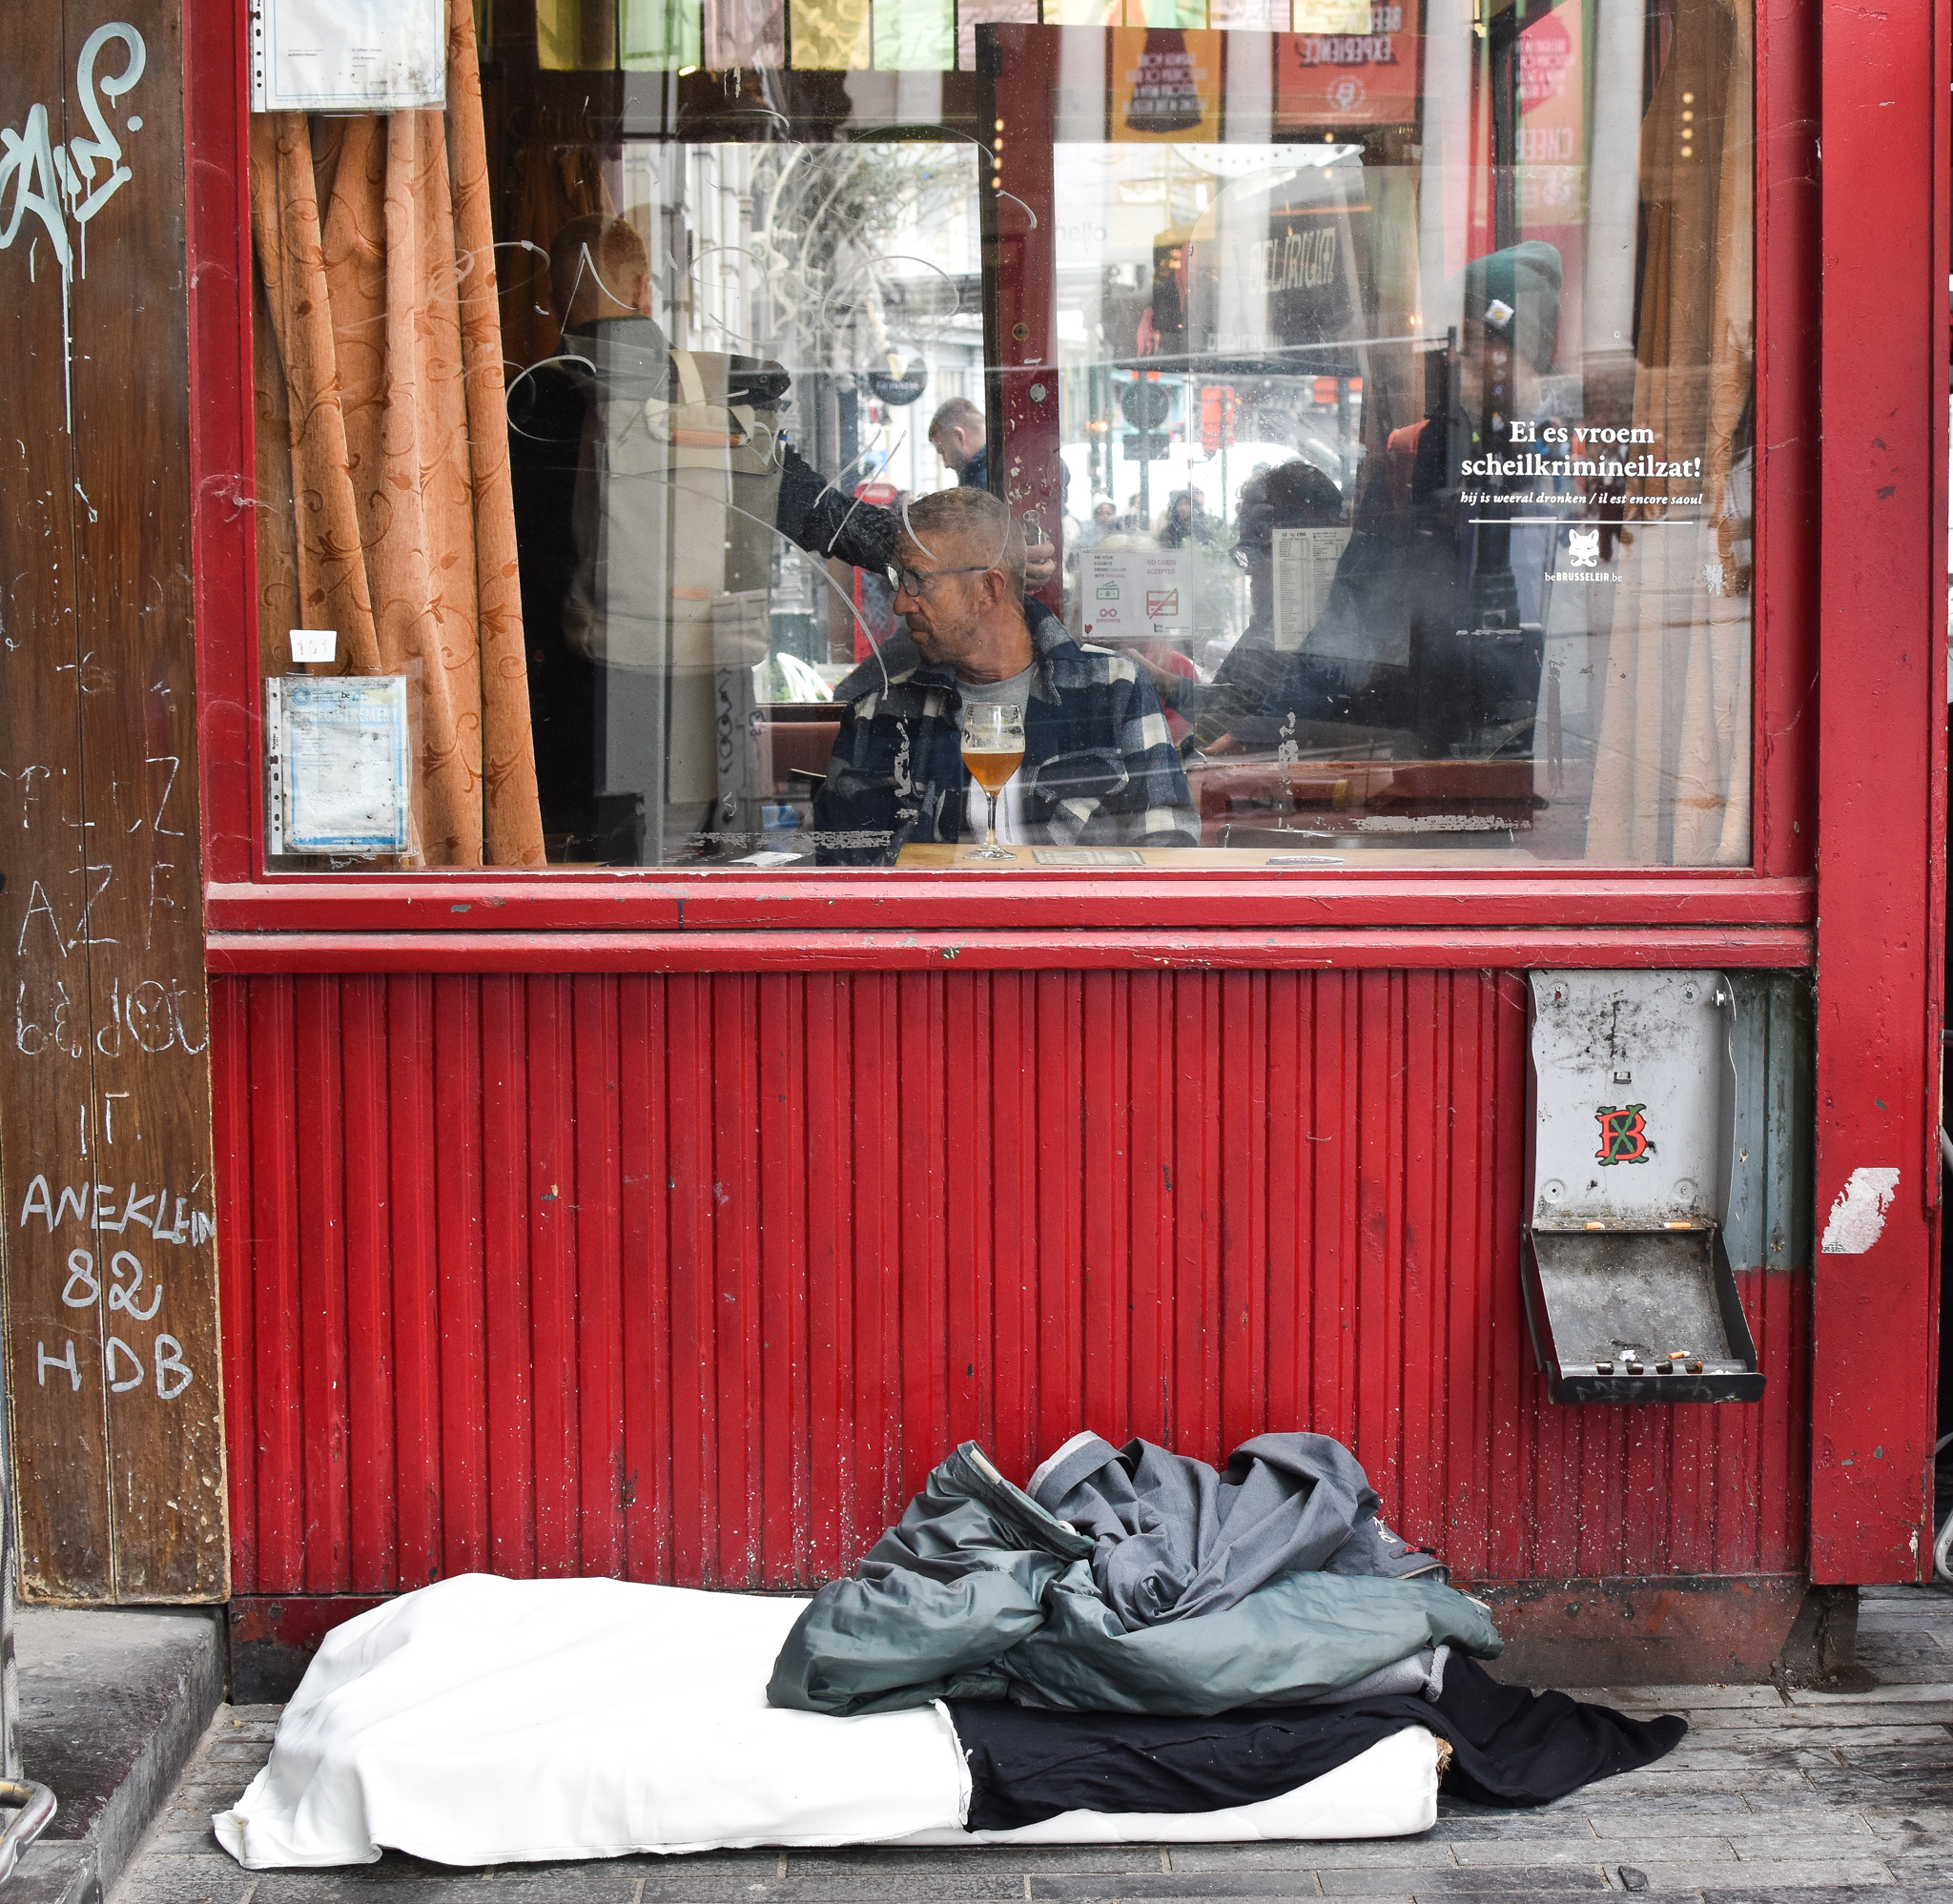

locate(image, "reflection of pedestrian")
[[1144, 461, 1344, 749], [1157, 489, 1215, 548], [927, 396, 988, 490], [1070, 500, 1118, 563]]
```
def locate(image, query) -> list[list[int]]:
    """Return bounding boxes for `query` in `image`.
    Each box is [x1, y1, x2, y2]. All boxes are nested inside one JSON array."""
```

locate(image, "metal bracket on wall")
[[1523, 970, 1765, 1404]]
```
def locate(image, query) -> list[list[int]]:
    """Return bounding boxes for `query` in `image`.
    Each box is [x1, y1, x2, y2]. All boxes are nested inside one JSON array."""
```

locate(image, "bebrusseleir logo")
[[1594, 1104, 1652, 1164]]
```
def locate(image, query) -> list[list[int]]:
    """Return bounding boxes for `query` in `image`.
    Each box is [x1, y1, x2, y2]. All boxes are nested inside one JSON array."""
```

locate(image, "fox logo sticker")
[[1594, 1104, 1652, 1164], [1569, 527, 1601, 567]]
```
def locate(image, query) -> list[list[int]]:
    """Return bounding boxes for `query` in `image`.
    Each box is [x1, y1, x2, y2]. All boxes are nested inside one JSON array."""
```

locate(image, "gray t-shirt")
[[954, 664, 1037, 723]]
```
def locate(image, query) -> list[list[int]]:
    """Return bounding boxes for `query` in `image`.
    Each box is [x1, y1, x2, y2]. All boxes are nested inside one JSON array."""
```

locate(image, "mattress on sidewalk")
[[213, 1573, 1439, 1868]]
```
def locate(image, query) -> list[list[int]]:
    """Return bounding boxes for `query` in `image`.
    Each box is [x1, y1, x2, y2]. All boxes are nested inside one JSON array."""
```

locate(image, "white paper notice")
[[1080, 550, 1195, 645], [251, 0, 446, 113], [271, 677, 412, 856], [1271, 527, 1351, 650], [289, 628, 338, 665]]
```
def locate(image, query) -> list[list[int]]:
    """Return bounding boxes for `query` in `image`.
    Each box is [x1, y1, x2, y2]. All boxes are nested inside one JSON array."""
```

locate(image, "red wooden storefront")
[[163, 0, 1951, 1685]]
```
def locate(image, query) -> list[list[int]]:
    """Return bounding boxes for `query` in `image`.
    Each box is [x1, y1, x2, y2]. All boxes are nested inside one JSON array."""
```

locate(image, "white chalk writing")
[[36, 1333, 187, 1400], [14, 974, 207, 1058], [18, 1174, 212, 1245]]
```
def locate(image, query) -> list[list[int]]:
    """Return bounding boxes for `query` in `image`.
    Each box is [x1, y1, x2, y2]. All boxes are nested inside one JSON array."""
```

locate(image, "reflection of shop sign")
[[1082, 550, 1194, 641], [1518, 12, 1574, 107], [1276, 7, 1419, 129], [1247, 223, 1338, 297], [1515, 8, 1584, 227], [1112, 29, 1220, 143]]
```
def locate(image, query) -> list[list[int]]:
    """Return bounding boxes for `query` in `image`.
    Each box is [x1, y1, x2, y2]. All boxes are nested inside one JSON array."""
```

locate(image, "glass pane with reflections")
[[248, 0, 1752, 870]]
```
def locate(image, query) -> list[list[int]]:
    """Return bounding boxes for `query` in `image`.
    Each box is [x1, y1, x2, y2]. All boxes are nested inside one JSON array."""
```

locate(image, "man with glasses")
[[807, 488, 1200, 865]]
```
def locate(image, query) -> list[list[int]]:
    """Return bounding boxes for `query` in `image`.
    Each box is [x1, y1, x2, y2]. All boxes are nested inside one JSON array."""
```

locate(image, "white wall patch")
[[1819, 1166, 1902, 1254]]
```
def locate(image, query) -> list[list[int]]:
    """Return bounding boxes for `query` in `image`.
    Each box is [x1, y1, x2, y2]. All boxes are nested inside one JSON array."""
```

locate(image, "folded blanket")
[[768, 1441, 1502, 1717]]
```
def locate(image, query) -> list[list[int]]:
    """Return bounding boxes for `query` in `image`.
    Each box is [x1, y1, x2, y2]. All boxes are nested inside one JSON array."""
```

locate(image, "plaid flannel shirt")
[[810, 614, 1201, 866]]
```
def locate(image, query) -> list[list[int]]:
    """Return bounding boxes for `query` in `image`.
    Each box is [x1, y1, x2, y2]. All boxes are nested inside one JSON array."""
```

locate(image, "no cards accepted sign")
[[1083, 550, 1196, 643]]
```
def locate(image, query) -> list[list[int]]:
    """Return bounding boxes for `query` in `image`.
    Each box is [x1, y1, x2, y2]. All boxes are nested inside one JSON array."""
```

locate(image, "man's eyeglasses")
[[885, 562, 996, 598]]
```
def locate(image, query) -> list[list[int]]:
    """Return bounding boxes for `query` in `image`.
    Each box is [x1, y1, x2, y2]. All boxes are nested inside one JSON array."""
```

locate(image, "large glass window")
[[248, 0, 1754, 870]]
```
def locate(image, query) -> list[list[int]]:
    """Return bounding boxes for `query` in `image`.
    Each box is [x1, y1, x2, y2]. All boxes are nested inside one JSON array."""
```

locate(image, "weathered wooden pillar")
[[0, 1, 228, 1600]]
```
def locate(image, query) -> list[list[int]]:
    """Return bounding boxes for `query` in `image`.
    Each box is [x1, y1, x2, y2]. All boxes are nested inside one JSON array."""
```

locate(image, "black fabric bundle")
[[948, 1653, 1686, 1830]]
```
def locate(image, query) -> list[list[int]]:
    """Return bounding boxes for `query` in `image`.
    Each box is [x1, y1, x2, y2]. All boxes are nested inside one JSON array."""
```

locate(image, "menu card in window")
[[1271, 525, 1350, 649], [250, 0, 446, 113]]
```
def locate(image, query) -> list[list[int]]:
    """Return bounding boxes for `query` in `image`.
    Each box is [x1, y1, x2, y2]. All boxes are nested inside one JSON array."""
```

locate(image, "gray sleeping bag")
[[766, 1436, 1501, 1717]]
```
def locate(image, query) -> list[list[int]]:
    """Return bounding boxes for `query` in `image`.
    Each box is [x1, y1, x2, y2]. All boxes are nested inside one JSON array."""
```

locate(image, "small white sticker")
[[290, 628, 338, 665], [1819, 1166, 1902, 1255]]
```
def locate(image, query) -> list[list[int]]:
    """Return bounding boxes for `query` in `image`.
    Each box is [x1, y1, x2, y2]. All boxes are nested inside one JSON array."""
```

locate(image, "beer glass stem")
[[984, 791, 1000, 851]]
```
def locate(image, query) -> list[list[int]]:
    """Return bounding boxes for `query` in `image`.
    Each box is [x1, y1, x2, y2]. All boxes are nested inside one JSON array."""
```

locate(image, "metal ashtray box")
[[1522, 971, 1764, 1404]]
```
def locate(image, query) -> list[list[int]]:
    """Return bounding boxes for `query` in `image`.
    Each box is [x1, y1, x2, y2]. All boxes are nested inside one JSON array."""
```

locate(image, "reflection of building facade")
[[0, 0, 1941, 1716]]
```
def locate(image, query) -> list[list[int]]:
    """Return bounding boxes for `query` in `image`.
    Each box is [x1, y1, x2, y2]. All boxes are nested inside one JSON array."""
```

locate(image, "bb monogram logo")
[[1594, 1103, 1652, 1164]]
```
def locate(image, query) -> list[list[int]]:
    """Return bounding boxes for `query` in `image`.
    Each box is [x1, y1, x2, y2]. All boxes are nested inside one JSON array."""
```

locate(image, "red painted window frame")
[[185, 0, 1819, 966]]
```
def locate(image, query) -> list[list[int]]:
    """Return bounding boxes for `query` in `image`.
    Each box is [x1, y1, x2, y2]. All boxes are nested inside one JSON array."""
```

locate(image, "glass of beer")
[[960, 702, 1025, 861]]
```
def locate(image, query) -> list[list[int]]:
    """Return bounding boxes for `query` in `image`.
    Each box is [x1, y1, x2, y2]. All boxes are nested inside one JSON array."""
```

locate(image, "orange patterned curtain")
[[250, 1, 545, 868]]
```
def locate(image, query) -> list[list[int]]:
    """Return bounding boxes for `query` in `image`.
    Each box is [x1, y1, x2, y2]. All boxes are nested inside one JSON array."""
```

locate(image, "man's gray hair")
[[902, 487, 1025, 598]]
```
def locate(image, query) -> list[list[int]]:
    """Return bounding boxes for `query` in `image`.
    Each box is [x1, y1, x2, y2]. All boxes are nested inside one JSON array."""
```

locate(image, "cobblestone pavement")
[[108, 1587, 1953, 1904]]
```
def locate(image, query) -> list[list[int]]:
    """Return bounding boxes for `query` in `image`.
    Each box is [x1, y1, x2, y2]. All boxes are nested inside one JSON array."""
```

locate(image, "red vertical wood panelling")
[[801, 972, 848, 1577], [574, 975, 626, 1576], [244, 976, 301, 1590], [525, 975, 575, 1574], [211, 977, 257, 1588], [435, 979, 488, 1575], [1123, 972, 1166, 1447], [214, 968, 1812, 1599], [617, 975, 668, 1582], [295, 975, 350, 1592], [665, 975, 709, 1584], [479, 976, 535, 1578], [341, 976, 398, 1590], [756, 974, 809, 1581], [387, 975, 443, 1588]]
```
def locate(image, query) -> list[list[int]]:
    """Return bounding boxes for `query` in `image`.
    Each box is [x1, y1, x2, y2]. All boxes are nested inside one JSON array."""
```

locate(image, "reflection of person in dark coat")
[[1157, 490, 1216, 548], [1159, 242, 1564, 762], [1144, 460, 1344, 749]]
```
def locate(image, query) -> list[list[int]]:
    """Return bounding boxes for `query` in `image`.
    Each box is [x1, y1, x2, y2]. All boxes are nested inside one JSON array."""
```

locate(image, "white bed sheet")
[[214, 1573, 1437, 1868]]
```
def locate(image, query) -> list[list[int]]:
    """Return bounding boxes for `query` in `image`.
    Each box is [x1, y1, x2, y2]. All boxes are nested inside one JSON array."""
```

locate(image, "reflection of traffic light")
[[1120, 377, 1173, 460], [1199, 384, 1237, 451], [1118, 379, 1172, 429]]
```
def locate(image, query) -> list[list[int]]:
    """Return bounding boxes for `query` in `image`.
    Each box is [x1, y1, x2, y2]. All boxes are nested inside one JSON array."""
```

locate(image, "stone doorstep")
[[6, 1606, 225, 1904]]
